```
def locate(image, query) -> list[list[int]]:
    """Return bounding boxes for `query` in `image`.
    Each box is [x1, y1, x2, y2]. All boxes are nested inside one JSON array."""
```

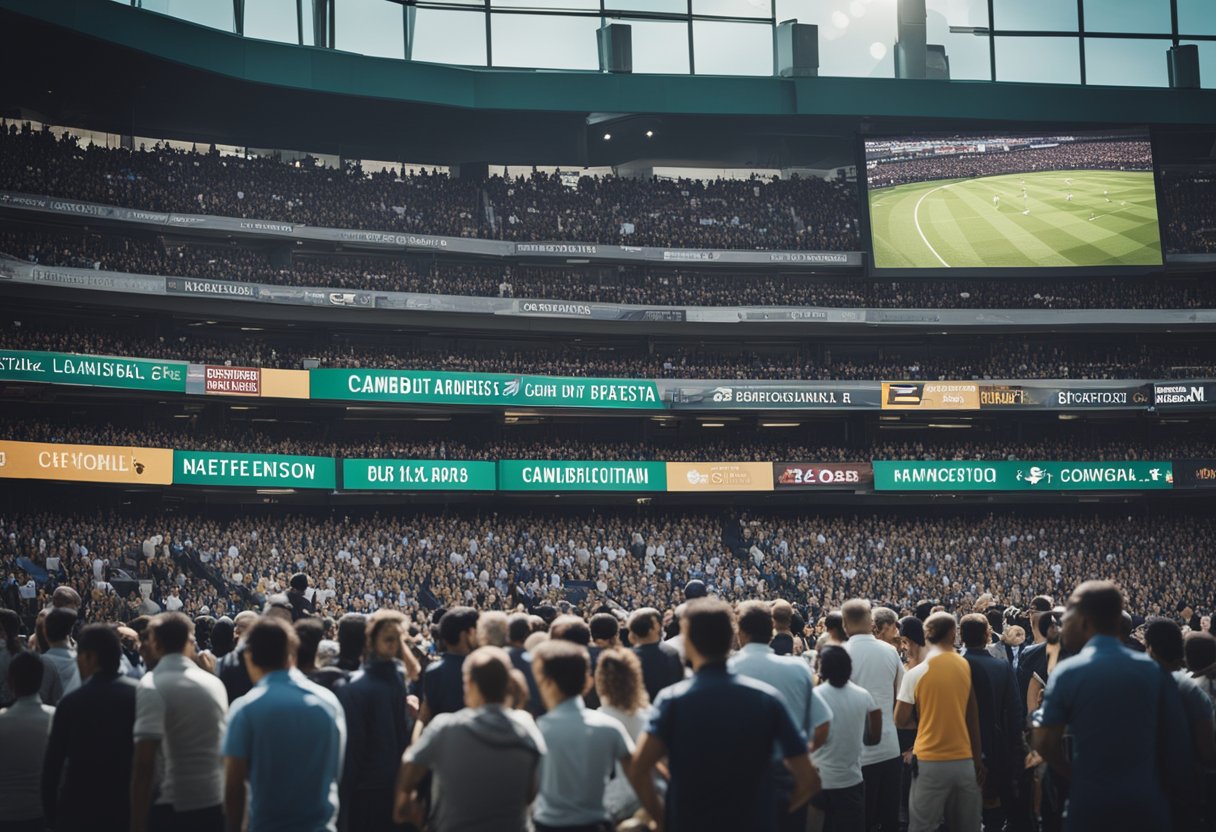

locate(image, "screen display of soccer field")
[[865, 131, 1163, 269]]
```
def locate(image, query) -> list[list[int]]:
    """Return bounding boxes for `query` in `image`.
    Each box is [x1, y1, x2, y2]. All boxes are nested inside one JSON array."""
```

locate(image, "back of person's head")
[[532, 639, 590, 699], [825, 610, 846, 639], [914, 600, 935, 622], [337, 613, 367, 661], [262, 595, 293, 623], [683, 580, 708, 601], [959, 613, 990, 650], [245, 617, 298, 671], [1144, 617, 1184, 664], [507, 613, 533, 645], [771, 600, 793, 629], [923, 612, 957, 646], [1031, 595, 1055, 613], [841, 599, 873, 635], [476, 611, 509, 648], [438, 606, 479, 648], [45, 607, 77, 644], [736, 600, 774, 644], [1069, 581, 1123, 634], [77, 623, 122, 674], [210, 618, 235, 656], [1185, 632, 1216, 675], [595, 647, 648, 713], [149, 611, 193, 655], [193, 615, 216, 651], [549, 614, 592, 647], [52, 586, 81, 610], [8, 651, 44, 698], [900, 615, 926, 647], [289, 573, 309, 592], [985, 609, 1004, 634], [294, 617, 325, 668], [0, 607, 23, 654], [684, 598, 735, 663], [590, 613, 619, 643], [464, 646, 512, 704], [628, 607, 661, 640], [819, 645, 853, 688]]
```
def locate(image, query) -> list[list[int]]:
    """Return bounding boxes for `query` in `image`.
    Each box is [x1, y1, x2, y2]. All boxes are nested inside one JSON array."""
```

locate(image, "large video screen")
[[865, 131, 1162, 269]]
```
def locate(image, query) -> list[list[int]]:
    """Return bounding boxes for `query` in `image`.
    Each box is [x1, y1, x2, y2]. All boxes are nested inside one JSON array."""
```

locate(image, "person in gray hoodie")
[[393, 646, 546, 832]]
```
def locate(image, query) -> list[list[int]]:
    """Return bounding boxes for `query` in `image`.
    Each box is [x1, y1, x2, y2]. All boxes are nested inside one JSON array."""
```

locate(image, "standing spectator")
[[842, 598, 905, 832], [1033, 581, 1194, 832], [419, 606, 478, 725], [222, 617, 346, 832], [286, 573, 315, 622], [629, 598, 820, 832], [873, 607, 901, 647], [393, 646, 546, 832], [507, 612, 543, 716], [628, 607, 684, 704], [42, 607, 81, 697], [809, 646, 881, 832], [769, 600, 799, 656], [311, 613, 366, 691], [594, 647, 652, 824], [531, 639, 635, 832], [0, 652, 55, 831], [894, 612, 984, 832], [130, 612, 229, 832], [41, 624, 139, 832], [218, 610, 259, 703]]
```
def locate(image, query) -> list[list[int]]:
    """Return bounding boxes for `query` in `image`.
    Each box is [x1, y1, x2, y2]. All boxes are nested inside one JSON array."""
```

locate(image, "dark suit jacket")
[[1016, 641, 1049, 704], [41, 671, 138, 832], [635, 641, 684, 703], [219, 643, 253, 703], [963, 649, 1026, 784]]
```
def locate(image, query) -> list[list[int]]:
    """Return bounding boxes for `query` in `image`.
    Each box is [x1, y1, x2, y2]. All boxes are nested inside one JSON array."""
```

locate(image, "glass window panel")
[[926, 0, 990, 80], [606, 0, 687, 12], [992, 0, 1077, 31], [994, 35, 1080, 83], [1083, 0, 1170, 34], [776, 0, 896, 78], [607, 18, 691, 73], [299, 0, 316, 45], [491, 0, 598, 8], [410, 8, 487, 65], [1181, 41, 1216, 88], [693, 0, 772, 18], [1085, 38, 1169, 87], [1178, 0, 1216, 36], [336, 0, 405, 58], [692, 20, 773, 74], [490, 13, 601, 69], [139, 0, 234, 31], [245, 0, 300, 44]]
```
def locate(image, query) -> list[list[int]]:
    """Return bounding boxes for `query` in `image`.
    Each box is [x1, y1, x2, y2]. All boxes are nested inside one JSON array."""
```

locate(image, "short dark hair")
[[45, 607, 77, 643], [245, 618, 298, 671], [1030, 595, 1055, 613], [959, 614, 990, 650], [1069, 581, 1123, 634], [150, 612, 193, 655], [899, 616, 925, 647], [1185, 632, 1216, 673], [210, 619, 235, 656], [590, 613, 619, 642], [77, 624, 122, 674], [550, 615, 591, 647], [684, 598, 735, 662], [924, 612, 957, 646], [438, 607, 479, 647], [465, 646, 512, 704], [532, 639, 590, 699], [736, 601, 774, 644], [507, 613, 533, 645], [290, 573, 309, 592], [294, 618, 325, 668], [819, 645, 852, 688], [337, 613, 367, 661], [628, 608, 660, 639], [8, 651, 44, 697], [1145, 617, 1184, 664], [824, 611, 845, 637]]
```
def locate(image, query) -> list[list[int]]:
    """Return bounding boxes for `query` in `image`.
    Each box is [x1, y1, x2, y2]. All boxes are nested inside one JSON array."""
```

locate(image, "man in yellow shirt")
[[894, 612, 985, 832]]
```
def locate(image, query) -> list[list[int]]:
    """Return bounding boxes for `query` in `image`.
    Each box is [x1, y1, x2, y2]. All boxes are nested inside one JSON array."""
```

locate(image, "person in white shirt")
[[131, 612, 229, 832], [164, 588, 184, 613], [0, 652, 56, 828], [842, 598, 906, 832], [810, 646, 882, 831], [42, 607, 81, 697]]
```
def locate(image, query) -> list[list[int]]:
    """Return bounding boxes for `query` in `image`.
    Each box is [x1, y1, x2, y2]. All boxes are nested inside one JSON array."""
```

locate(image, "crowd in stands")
[[867, 139, 1153, 189], [7, 224, 1216, 309], [1159, 168, 1216, 254], [0, 123, 860, 250]]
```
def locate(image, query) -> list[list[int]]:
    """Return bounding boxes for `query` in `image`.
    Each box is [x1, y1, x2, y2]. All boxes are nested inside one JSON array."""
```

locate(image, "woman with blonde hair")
[[594, 647, 653, 823]]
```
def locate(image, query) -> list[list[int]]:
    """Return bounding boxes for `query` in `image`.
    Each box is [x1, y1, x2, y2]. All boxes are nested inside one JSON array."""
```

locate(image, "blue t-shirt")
[[223, 670, 346, 832], [422, 653, 467, 717], [647, 663, 806, 832]]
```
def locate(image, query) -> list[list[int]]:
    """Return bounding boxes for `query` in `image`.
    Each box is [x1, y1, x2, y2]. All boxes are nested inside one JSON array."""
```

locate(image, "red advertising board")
[[773, 462, 873, 489], [204, 366, 261, 396]]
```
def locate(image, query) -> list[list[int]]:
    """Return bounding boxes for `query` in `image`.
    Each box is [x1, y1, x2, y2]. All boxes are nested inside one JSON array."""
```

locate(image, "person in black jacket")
[[218, 610, 259, 703], [628, 607, 684, 703], [286, 573, 316, 622], [337, 610, 421, 832], [41, 624, 138, 832]]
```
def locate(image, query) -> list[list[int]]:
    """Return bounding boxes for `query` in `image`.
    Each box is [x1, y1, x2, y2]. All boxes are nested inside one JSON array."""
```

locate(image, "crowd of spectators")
[[867, 139, 1153, 189], [1159, 168, 1216, 254], [0, 123, 860, 250]]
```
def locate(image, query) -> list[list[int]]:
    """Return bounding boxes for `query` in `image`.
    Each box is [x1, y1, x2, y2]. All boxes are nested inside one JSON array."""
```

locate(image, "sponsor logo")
[[168, 215, 206, 225], [126, 211, 170, 223], [981, 386, 1027, 406], [711, 386, 733, 402], [661, 250, 722, 262], [328, 292, 358, 306], [886, 384, 923, 406], [174, 279, 257, 297], [766, 252, 852, 264], [665, 462, 773, 492], [882, 382, 979, 410], [1155, 383, 1209, 405], [3, 194, 48, 208], [238, 220, 293, 232], [519, 301, 593, 316], [1017, 466, 1052, 485], [204, 366, 261, 395], [504, 378, 522, 397], [516, 243, 599, 255], [774, 463, 871, 488], [49, 200, 109, 217], [685, 469, 709, 485], [1056, 390, 1129, 406]]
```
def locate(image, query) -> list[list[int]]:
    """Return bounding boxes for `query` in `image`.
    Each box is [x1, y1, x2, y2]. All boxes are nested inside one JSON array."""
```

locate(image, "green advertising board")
[[0, 349, 186, 392], [343, 459, 497, 491], [311, 369, 662, 410], [873, 460, 1174, 491], [498, 460, 667, 491], [173, 451, 337, 488]]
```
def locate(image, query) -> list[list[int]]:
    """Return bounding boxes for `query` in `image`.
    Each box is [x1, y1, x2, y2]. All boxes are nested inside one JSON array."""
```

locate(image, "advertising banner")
[[665, 462, 774, 492], [0, 350, 187, 393], [881, 382, 980, 410], [498, 460, 667, 492], [173, 451, 336, 489], [666, 381, 881, 410], [311, 370, 663, 410], [1153, 382, 1216, 408], [979, 382, 1151, 409], [204, 366, 261, 396], [343, 459, 497, 491], [0, 440, 173, 485], [873, 460, 1174, 491], [773, 462, 874, 489], [1170, 460, 1216, 488]]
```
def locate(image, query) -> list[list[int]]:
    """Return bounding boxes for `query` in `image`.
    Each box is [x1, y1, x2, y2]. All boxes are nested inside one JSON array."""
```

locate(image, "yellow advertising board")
[[665, 462, 774, 492], [0, 440, 174, 485], [881, 381, 980, 410]]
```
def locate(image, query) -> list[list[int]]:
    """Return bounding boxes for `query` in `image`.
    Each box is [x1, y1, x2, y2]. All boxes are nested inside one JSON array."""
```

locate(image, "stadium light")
[[761, 422, 800, 428], [603, 133, 612, 141], [701, 422, 726, 428], [645, 130, 654, 138]]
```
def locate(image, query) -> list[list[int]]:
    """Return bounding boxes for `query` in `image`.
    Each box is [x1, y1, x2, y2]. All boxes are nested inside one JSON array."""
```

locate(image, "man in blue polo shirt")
[[1033, 580, 1193, 832], [629, 598, 819, 832], [222, 617, 346, 832], [419, 607, 479, 725]]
